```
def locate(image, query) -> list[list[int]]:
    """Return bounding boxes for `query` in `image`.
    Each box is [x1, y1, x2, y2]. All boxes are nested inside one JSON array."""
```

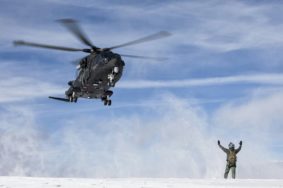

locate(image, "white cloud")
[[213, 89, 283, 129], [4, 0, 283, 53], [0, 77, 64, 102], [0, 61, 65, 103], [118, 74, 283, 89], [3, 0, 283, 80], [43, 0, 283, 51]]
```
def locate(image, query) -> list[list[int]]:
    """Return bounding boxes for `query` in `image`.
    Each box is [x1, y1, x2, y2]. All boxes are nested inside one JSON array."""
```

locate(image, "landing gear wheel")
[[68, 92, 77, 103], [103, 99, 112, 106], [102, 92, 113, 106], [104, 100, 108, 106], [73, 97, 78, 103]]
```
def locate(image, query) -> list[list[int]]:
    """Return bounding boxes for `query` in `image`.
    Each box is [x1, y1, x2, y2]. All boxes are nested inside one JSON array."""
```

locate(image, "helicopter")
[[14, 19, 171, 106]]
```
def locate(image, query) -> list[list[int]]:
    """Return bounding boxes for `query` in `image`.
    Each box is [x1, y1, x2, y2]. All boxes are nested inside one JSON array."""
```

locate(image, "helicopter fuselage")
[[65, 51, 125, 102]]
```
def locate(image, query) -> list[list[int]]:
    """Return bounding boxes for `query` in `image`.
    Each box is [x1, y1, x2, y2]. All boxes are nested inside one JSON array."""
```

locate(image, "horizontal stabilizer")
[[49, 96, 70, 102]]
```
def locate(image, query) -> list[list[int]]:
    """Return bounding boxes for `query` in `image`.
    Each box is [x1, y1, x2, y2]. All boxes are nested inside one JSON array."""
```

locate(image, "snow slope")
[[0, 177, 282, 188]]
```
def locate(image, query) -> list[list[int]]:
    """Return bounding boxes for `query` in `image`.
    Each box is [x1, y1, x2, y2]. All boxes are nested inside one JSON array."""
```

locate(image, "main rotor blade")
[[58, 19, 97, 49], [14, 40, 87, 52], [106, 31, 171, 50], [120, 54, 168, 61]]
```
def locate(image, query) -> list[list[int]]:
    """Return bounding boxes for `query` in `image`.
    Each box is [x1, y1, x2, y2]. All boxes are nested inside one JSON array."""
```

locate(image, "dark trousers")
[[224, 165, 236, 179]]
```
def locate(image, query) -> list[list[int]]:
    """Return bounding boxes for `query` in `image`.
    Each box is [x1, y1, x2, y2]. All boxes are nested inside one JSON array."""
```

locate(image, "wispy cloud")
[[118, 73, 283, 89], [2, 0, 283, 79], [0, 61, 65, 103], [0, 77, 64, 103], [43, 0, 283, 51], [4, 0, 283, 52]]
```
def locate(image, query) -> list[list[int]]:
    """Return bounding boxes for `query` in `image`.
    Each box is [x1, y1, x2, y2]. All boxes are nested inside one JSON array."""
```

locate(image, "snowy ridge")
[[1, 177, 283, 188]]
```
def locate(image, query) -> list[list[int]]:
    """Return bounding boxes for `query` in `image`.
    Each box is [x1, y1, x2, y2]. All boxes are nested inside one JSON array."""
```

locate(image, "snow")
[[0, 177, 282, 188]]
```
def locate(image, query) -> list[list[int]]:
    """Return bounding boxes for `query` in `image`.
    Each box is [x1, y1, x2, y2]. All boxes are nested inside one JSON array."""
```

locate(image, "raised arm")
[[236, 141, 242, 154], [218, 140, 229, 153]]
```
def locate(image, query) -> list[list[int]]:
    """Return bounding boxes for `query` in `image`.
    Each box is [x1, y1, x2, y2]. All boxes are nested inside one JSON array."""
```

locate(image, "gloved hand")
[[239, 141, 242, 146], [218, 140, 220, 145]]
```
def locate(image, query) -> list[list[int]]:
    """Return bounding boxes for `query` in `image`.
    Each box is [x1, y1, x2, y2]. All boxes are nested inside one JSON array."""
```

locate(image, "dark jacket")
[[218, 143, 241, 167]]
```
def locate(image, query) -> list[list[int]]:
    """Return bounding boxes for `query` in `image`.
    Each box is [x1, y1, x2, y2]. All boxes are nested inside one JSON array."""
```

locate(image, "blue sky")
[[0, 0, 283, 178]]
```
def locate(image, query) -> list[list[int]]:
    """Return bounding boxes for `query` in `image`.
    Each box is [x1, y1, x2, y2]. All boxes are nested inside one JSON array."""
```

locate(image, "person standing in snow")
[[218, 140, 242, 179]]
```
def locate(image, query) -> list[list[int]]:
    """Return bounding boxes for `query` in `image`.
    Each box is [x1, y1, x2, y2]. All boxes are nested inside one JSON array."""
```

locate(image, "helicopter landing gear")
[[103, 99, 111, 106], [73, 97, 78, 103], [68, 92, 78, 103], [102, 90, 113, 106], [102, 97, 111, 106]]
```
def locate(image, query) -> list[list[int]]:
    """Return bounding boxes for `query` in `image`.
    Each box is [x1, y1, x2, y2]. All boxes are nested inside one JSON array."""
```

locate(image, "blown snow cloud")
[[0, 91, 282, 178]]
